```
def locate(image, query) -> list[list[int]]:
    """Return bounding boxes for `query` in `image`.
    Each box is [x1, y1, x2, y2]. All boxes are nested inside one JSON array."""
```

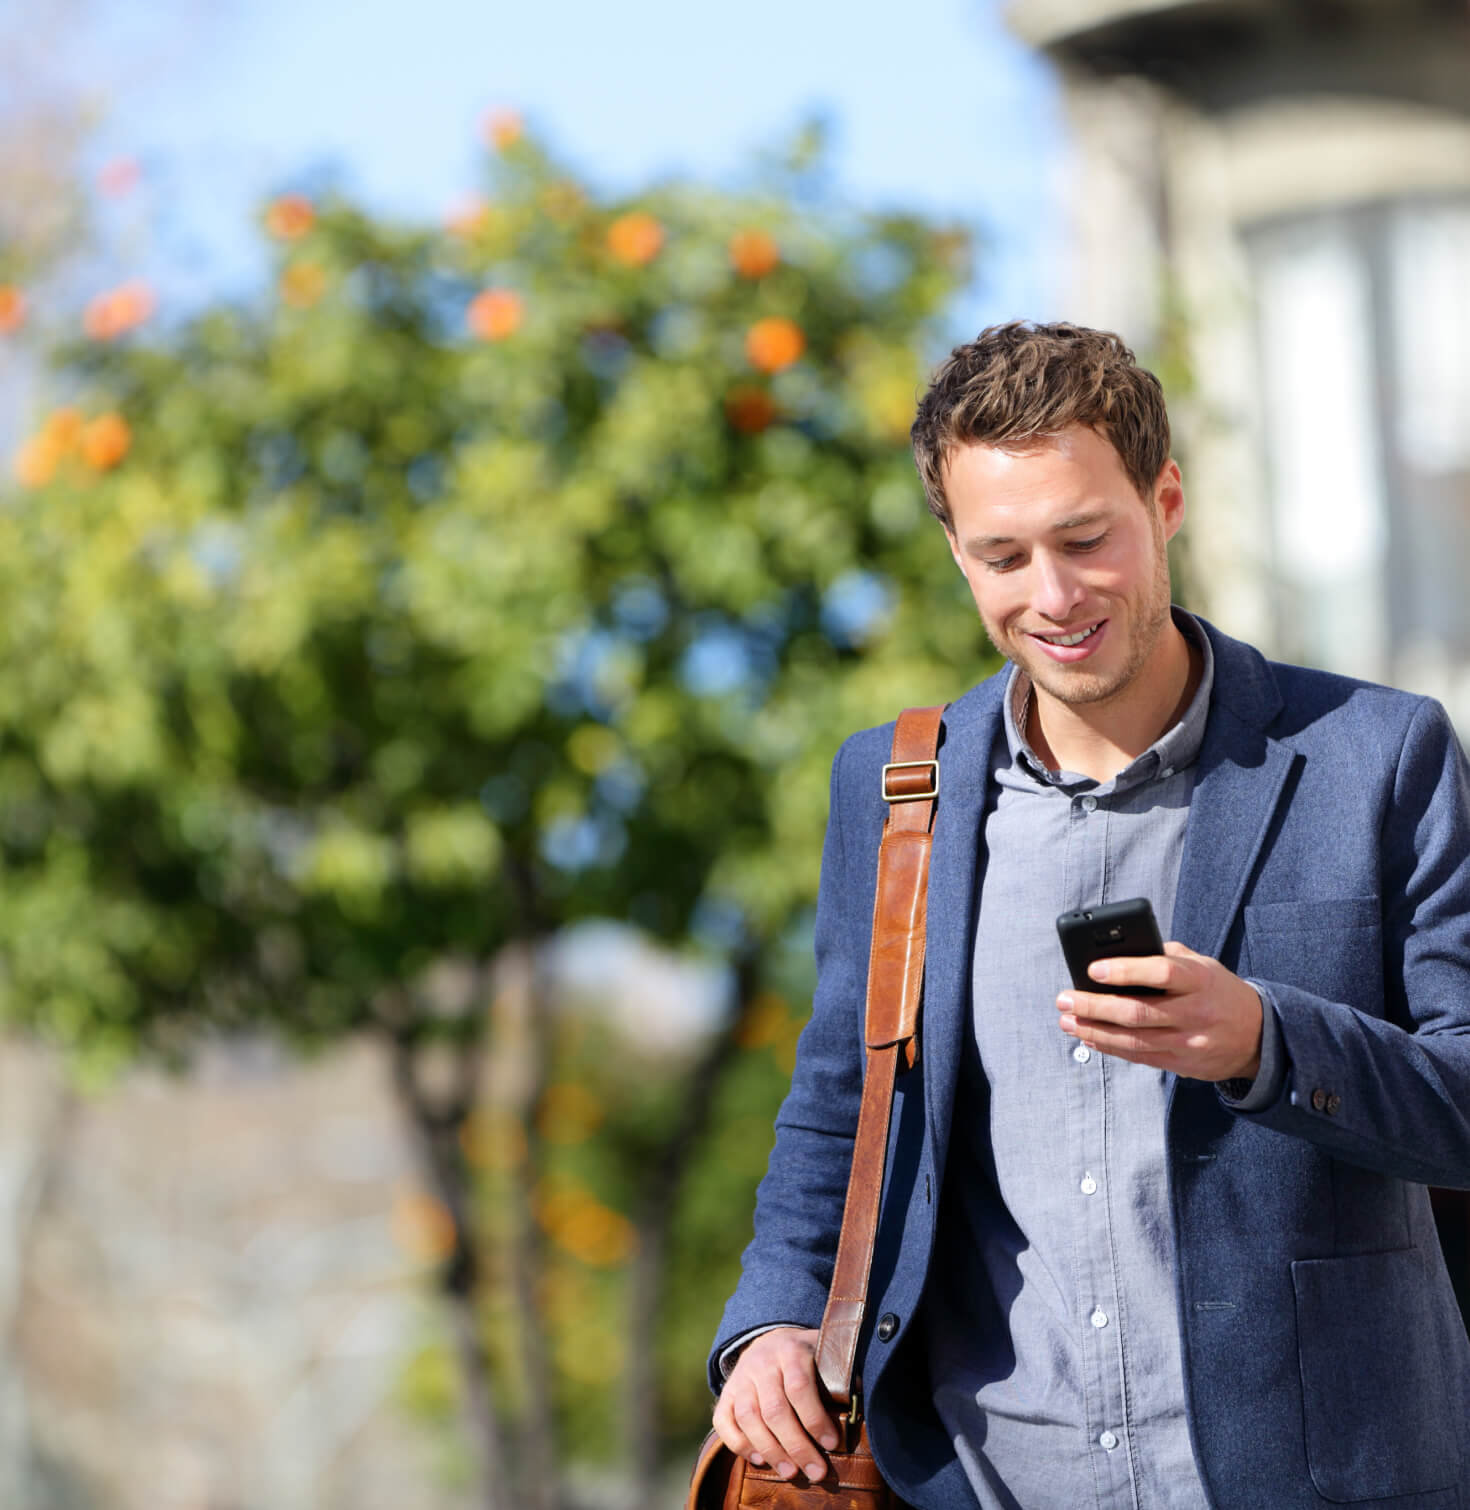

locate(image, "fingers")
[[1058, 953, 1185, 1062], [1086, 952, 1180, 991], [1061, 987, 1172, 1030], [712, 1328, 835, 1483], [777, 1347, 842, 1451]]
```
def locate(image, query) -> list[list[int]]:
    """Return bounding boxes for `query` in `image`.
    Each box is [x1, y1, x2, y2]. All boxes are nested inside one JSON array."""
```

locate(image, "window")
[[1246, 197, 1470, 711]]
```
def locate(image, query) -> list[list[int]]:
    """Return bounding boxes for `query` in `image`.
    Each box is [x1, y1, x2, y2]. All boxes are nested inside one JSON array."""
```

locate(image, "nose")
[[1031, 551, 1086, 622]]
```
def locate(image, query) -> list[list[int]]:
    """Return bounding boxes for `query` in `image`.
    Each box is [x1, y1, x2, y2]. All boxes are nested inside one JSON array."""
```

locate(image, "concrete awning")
[[1007, 0, 1470, 116]]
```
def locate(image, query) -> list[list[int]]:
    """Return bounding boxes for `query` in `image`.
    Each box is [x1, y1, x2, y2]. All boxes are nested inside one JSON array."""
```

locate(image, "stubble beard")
[[989, 548, 1174, 710]]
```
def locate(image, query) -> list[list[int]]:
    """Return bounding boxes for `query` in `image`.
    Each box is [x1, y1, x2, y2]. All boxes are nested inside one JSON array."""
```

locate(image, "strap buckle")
[[841, 1381, 864, 1450], [881, 759, 939, 803]]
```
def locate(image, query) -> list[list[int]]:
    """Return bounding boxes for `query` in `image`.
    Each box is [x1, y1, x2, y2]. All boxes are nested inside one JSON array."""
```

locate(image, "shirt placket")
[[1064, 786, 1139, 1509]]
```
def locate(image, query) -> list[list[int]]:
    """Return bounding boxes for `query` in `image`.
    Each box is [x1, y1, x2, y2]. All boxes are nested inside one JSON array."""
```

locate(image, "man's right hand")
[[711, 1326, 840, 1483]]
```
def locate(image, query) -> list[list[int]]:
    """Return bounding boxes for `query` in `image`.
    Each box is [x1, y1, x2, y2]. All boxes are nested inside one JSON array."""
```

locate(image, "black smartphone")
[[1056, 897, 1166, 996]]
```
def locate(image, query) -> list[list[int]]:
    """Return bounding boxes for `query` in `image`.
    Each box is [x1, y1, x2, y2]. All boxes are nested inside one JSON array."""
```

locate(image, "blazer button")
[[877, 1313, 899, 1342], [1325, 1093, 1341, 1116], [1310, 1088, 1327, 1112]]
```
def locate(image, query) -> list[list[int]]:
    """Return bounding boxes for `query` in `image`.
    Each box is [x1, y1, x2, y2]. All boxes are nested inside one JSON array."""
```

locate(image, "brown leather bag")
[[686, 707, 942, 1510]]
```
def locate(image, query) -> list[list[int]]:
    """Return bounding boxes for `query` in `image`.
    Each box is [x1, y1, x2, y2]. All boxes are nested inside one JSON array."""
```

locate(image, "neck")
[[1026, 621, 1200, 783]]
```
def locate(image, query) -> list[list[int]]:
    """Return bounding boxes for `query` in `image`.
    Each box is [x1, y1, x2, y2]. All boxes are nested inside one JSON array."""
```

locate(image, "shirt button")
[[1073, 1044, 1092, 1064], [1099, 1430, 1119, 1451], [1080, 1173, 1098, 1195], [1090, 1307, 1108, 1329], [1080, 794, 1098, 813], [1161, 767, 1174, 779]]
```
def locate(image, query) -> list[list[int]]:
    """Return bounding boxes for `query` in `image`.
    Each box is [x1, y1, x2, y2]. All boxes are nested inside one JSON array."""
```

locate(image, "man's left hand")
[[1058, 941, 1263, 1083]]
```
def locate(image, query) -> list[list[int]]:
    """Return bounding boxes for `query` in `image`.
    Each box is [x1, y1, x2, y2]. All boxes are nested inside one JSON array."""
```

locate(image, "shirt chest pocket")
[[1241, 896, 1383, 1010]]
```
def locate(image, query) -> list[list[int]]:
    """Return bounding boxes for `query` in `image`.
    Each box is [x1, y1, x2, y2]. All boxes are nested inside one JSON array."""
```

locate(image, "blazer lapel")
[[921, 672, 1006, 1170], [1171, 622, 1296, 960]]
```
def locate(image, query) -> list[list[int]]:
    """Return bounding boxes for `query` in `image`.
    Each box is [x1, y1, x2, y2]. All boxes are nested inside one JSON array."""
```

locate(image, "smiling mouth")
[[1030, 621, 1103, 648]]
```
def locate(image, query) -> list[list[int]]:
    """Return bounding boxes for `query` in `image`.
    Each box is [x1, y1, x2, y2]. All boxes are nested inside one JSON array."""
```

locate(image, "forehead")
[[942, 427, 1138, 528]]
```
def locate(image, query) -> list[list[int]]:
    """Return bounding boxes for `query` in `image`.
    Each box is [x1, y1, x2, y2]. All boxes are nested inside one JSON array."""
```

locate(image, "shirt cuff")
[[717, 1323, 806, 1379], [1216, 982, 1286, 1112]]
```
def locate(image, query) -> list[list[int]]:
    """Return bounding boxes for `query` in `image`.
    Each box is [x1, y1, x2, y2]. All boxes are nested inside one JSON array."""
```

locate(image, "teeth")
[[1037, 623, 1099, 647]]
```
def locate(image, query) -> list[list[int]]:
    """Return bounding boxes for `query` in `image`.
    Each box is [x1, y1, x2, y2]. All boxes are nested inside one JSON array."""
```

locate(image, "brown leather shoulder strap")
[[814, 705, 943, 1420]]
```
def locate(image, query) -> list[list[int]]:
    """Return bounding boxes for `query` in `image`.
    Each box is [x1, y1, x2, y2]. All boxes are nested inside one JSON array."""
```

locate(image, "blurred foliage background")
[[0, 113, 999, 1508]]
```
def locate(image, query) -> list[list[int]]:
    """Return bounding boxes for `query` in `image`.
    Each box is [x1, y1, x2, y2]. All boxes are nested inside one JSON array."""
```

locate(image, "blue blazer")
[[712, 622, 1470, 1510]]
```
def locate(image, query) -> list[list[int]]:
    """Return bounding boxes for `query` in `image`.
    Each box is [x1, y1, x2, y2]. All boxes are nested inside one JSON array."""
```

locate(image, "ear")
[[1153, 459, 1185, 542]]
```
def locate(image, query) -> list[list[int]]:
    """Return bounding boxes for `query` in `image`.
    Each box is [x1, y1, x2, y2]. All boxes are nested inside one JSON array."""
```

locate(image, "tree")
[[0, 117, 994, 1506]]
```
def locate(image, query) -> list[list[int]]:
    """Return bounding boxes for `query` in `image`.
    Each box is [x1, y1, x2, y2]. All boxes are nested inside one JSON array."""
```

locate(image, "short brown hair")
[[910, 321, 1171, 529]]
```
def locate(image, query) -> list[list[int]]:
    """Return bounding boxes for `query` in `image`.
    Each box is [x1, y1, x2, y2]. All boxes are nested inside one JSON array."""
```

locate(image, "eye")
[[1068, 533, 1106, 553], [981, 554, 1020, 573]]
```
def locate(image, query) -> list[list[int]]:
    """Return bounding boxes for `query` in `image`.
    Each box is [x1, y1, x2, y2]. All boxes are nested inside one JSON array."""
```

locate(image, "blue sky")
[[75, 0, 1064, 339]]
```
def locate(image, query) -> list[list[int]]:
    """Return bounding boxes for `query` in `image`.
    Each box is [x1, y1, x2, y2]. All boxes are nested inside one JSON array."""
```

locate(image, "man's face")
[[942, 424, 1184, 711]]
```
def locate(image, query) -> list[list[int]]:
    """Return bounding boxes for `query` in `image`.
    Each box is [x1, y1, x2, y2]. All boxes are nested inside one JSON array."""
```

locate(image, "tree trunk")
[[624, 947, 763, 1504], [442, 1276, 512, 1510], [387, 1029, 515, 1510], [499, 939, 561, 1510], [504, 1162, 560, 1510]]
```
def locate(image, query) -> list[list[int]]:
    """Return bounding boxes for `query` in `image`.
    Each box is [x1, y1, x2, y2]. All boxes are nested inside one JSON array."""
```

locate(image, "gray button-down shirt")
[[926, 615, 1234, 1509]]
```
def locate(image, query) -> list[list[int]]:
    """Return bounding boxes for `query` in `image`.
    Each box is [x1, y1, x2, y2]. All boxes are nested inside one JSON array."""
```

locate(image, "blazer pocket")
[[1293, 1248, 1460, 1501], [1243, 896, 1382, 1008]]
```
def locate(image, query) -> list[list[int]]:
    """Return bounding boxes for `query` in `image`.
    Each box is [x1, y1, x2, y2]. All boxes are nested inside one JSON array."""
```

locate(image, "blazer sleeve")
[[705, 731, 880, 1393], [1236, 696, 1470, 1188]]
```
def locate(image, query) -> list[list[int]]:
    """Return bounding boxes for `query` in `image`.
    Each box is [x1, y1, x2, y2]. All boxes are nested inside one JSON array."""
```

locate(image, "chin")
[[1003, 636, 1117, 700], [1019, 661, 1120, 705]]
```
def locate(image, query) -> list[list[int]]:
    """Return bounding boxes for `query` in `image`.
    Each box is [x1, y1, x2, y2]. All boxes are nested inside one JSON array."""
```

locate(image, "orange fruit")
[[746, 316, 805, 373], [115, 280, 153, 326], [390, 1186, 457, 1264], [558, 1200, 636, 1267], [467, 287, 524, 341], [80, 413, 131, 471], [606, 212, 663, 267], [42, 408, 83, 450], [82, 280, 154, 341], [724, 385, 778, 434], [0, 285, 25, 333], [483, 108, 523, 151], [82, 293, 118, 340], [279, 261, 327, 308], [265, 194, 315, 241], [12, 436, 59, 488], [729, 229, 779, 279]]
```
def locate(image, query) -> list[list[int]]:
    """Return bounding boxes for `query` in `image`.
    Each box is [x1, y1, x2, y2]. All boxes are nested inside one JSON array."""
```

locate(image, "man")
[[708, 322, 1470, 1508]]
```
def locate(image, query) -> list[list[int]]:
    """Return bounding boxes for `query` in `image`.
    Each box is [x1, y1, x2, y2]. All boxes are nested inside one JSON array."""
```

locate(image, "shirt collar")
[[1001, 608, 1215, 791]]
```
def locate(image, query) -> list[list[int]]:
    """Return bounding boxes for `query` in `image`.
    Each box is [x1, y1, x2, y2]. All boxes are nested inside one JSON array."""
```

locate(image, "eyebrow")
[[964, 511, 1110, 552]]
